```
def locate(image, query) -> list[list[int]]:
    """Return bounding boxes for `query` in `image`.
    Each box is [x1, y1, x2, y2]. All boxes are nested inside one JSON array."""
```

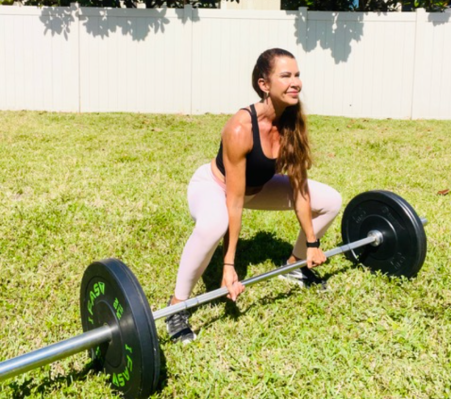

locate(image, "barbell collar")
[[0, 324, 113, 382], [368, 230, 384, 247]]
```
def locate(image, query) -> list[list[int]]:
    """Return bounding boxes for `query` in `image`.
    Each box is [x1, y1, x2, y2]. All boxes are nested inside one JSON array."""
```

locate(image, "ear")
[[257, 77, 270, 94]]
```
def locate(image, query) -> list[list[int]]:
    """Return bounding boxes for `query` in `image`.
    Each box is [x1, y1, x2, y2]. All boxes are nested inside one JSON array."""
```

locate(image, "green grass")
[[0, 111, 450, 398]]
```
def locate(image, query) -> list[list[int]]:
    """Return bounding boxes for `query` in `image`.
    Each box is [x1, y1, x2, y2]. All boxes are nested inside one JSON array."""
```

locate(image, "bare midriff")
[[210, 159, 263, 196]]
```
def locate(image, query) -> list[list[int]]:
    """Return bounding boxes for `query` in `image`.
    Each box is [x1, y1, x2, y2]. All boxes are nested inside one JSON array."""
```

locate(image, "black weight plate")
[[80, 258, 160, 398], [341, 190, 427, 277]]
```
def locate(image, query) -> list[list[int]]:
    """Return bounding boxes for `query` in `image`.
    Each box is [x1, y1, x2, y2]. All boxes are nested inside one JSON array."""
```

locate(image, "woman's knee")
[[313, 185, 342, 217], [193, 214, 229, 246], [326, 188, 343, 216]]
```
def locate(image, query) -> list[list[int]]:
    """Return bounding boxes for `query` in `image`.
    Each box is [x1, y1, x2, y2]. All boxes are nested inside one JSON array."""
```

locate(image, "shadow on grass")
[[198, 287, 302, 334], [155, 342, 168, 393], [8, 352, 169, 398], [200, 231, 354, 296], [9, 361, 96, 398], [196, 232, 364, 325], [186, 230, 293, 326], [201, 231, 294, 294], [195, 261, 354, 336]]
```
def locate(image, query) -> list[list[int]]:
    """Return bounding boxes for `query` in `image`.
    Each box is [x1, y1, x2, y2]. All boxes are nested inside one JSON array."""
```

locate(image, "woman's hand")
[[306, 247, 327, 269], [221, 265, 245, 301]]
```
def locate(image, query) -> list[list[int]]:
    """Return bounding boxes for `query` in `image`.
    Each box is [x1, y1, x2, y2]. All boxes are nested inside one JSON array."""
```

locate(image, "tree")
[[3, 0, 447, 12], [282, 0, 448, 11]]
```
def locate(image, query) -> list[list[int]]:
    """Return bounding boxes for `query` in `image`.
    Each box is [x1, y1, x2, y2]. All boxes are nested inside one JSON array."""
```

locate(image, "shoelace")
[[167, 310, 190, 331]]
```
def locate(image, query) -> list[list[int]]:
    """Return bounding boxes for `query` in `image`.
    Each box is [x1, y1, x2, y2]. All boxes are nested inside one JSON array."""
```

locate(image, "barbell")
[[0, 190, 427, 398]]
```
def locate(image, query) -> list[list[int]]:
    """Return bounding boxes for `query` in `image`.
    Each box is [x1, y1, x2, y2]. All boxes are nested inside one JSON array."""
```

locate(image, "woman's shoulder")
[[223, 107, 254, 135], [220, 107, 255, 151]]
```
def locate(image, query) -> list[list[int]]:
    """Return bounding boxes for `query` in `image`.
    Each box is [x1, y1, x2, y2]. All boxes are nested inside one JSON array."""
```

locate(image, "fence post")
[[411, 8, 426, 119], [183, 4, 193, 114]]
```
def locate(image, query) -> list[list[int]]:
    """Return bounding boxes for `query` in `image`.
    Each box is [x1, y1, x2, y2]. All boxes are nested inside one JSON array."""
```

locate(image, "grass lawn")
[[0, 111, 450, 398]]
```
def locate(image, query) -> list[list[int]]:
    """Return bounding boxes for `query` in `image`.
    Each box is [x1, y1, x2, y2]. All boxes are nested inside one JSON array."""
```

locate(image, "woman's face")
[[266, 56, 302, 106]]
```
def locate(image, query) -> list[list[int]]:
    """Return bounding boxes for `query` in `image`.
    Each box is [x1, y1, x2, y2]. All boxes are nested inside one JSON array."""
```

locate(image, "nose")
[[292, 77, 302, 91]]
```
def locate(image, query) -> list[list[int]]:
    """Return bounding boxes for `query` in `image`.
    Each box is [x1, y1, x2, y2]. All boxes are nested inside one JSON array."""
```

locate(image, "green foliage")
[[3, 0, 221, 7], [0, 111, 450, 398], [283, 0, 356, 11], [282, 0, 449, 11], [403, 0, 449, 11], [4, 0, 448, 11], [143, 0, 219, 7]]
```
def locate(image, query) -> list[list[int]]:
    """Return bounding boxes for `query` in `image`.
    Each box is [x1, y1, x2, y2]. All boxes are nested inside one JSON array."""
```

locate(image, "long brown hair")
[[252, 48, 312, 195]]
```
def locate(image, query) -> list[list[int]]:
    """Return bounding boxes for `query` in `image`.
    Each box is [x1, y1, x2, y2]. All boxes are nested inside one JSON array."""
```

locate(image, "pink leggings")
[[174, 163, 342, 300]]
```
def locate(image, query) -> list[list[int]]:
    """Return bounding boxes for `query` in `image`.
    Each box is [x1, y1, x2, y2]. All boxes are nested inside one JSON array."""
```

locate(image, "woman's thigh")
[[187, 164, 229, 236]]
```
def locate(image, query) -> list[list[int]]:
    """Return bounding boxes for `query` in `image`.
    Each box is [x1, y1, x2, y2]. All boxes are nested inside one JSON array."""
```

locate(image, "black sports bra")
[[215, 104, 276, 188]]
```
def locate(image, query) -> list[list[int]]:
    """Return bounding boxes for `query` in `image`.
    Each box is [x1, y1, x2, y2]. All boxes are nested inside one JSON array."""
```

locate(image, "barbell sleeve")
[[0, 325, 113, 382]]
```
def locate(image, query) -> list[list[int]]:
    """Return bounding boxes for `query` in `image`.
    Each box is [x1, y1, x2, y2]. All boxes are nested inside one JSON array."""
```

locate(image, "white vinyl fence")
[[0, 5, 450, 119]]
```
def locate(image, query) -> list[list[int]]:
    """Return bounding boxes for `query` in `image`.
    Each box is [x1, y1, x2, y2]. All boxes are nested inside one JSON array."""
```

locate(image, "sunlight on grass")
[[0, 111, 450, 398]]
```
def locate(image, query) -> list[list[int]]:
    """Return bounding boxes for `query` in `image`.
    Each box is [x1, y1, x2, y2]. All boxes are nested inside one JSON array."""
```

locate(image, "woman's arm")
[[220, 111, 253, 301], [293, 180, 327, 268]]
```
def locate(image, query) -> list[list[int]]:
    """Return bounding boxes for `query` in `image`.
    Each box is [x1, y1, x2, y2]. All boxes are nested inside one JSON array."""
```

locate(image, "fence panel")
[[190, 9, 299, 114], [78, 7, 189, 113], [0, 6, 450, 119], [412, 10, 451, 119], [0, 6, 79, 111], [301, 12, 417, 119]]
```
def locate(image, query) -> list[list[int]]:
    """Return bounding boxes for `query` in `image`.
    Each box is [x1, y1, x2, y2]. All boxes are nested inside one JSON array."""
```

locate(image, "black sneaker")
[[165, 296, 197, 344], [279, 266, 327, 291]]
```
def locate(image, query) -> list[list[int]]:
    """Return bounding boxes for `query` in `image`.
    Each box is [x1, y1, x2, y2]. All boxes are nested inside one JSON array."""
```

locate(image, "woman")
[[165, 48, 342, 344]]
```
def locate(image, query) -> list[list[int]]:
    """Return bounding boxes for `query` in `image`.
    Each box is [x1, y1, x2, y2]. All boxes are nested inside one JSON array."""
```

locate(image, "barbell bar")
[[0, 190, 428, 398], [0, 233, 384, 382], [153, 231, 385, 319]]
